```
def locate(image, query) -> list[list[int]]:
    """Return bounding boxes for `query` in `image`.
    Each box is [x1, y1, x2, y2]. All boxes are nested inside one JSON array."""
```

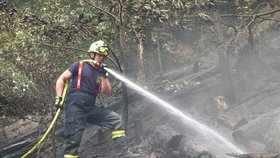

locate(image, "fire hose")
[[21, 80, 69, 158], [21, 46, 126, 157]]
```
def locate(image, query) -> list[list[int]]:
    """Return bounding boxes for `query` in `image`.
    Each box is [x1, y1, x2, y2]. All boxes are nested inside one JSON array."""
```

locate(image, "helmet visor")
[[96, 46, 109, 56]]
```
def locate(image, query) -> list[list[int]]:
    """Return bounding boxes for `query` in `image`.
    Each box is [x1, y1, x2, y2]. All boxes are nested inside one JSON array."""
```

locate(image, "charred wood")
[[217, 105, 249, 130], [149, 125, 215, 158], [232, 108, 280, 149], [227, 153, 280, 158]]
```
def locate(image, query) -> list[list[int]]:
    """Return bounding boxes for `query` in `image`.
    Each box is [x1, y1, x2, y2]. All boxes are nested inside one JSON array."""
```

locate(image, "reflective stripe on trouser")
[[64, 154, 79, 158], [112, 130, 126, 139]]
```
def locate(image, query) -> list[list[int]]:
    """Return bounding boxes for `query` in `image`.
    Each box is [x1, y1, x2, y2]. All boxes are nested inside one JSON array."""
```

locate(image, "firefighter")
[[54, 40, 127, 158]]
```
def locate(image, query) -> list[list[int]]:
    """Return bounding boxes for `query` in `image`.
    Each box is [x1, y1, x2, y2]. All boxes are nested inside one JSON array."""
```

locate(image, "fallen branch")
[[227, 153, 280, 158]]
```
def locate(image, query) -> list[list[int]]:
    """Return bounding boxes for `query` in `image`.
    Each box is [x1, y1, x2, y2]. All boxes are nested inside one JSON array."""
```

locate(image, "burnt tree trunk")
[[213, 10, 237, 103], [236, 8, 273, 94], [156, 31, 163, 77], [192, 28, 205, 73], [236, 27, 272, 93], [117, 0, 129, 131], [135, 30, 145, 84], [144, 30, 156, 80]]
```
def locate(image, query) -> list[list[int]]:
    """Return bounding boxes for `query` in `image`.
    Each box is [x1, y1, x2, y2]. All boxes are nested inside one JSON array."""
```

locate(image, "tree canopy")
[[1, 0, 280, 119]]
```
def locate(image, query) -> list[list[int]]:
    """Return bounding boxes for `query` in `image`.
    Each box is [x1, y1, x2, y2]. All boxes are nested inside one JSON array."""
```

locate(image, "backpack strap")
[[76, 61, 83, 90]]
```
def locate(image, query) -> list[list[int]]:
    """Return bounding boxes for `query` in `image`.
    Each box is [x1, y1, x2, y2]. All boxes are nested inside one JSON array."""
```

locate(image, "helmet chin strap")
[[88, 53, 101, 67], [89, 52, 96, 61]]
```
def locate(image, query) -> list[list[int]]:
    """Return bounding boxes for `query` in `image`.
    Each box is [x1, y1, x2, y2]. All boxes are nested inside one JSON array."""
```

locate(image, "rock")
[[179, 138, 216, 158], [217, 105, 249, 130], [3, 119, 39, 139], [264, 114, 280, 154], [232, 110, 280, 149], [150, 125, 184, 151], [149, 125, 215, 158]]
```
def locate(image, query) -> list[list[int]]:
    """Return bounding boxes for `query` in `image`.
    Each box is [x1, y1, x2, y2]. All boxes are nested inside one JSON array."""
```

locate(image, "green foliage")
[[1, 0, 279, 118], [0, 0, 121, 118], [0, 60, 42, 117], [0, 61, 36, 93]]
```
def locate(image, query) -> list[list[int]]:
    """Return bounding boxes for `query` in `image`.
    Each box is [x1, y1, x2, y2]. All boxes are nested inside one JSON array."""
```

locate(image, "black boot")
[[113, 137, 142, 157], [113, 136, 128, 151]]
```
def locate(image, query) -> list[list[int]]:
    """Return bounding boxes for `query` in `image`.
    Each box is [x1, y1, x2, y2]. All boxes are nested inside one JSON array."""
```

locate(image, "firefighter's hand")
[[100, 63, 108, 68], [54, 96, 63, 110], [99, 70, 109, 78], [99, 64, 109, 78], [104, 72, 109, 78]]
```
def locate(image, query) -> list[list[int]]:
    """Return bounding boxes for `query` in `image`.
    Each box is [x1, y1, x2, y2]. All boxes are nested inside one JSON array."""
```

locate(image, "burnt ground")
[[1, 51, 280, 158]]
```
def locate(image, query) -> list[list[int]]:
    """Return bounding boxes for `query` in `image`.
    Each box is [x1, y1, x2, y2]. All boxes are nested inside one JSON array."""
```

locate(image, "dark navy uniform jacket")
[[67, 61, 103, 95]]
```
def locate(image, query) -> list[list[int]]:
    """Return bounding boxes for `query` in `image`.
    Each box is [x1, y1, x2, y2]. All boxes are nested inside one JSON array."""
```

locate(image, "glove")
[[54, 96, 63, 110], [104, 72, 109, 78], [99, 64, 109, 78], [100, 63, 108, 68], [99, 69, 109, 78]]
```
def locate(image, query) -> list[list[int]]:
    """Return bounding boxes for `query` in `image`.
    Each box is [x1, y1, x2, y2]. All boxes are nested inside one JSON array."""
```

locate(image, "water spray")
[[106, 47, 129, 132], [104, 67, 245, 154]]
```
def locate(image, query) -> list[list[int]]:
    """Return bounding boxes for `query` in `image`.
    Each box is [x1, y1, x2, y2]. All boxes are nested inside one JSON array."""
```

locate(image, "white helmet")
[[87, 40, 108, 56]]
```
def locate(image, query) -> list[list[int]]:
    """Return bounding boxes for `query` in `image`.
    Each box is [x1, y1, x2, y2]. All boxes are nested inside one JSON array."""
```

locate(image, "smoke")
[[105, 67, 244, 155]]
